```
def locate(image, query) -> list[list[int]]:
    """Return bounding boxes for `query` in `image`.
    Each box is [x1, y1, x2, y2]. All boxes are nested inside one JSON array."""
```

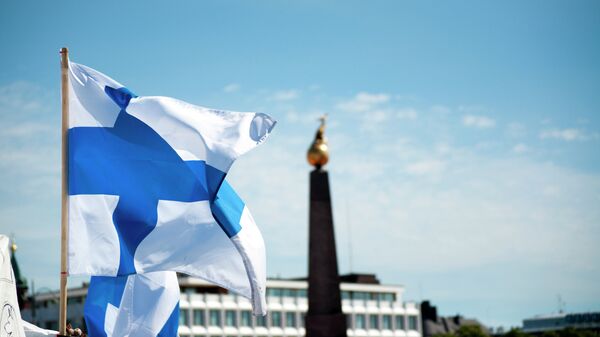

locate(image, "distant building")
[[22, 273, 422, 337], [522, 312, 600, 334], [420, 301, 488, 337]]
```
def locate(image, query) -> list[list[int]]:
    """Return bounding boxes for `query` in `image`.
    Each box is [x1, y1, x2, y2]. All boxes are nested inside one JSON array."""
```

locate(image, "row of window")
[[262, 289, 396, 303], [341, 291, 396, 302], [180, 309, 418, 331], [351, 313, 418, 330]]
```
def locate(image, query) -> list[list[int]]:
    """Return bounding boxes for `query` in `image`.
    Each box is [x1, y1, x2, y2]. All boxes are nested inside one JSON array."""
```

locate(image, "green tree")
[[541, 331, 560, 337], [455, 325, 488, 337], [432, 325, 488, 337], [504, 328, 528, 337]]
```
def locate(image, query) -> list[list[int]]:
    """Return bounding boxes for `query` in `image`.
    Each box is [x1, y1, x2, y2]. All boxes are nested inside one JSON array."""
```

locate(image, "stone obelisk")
[[305, 116, 347, 337]]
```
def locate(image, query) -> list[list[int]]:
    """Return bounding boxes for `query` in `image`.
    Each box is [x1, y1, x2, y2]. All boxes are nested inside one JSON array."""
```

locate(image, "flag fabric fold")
[[84, 272, 180, 337], [21, 320, 58, 337], [212, 180, 267, 313], [66, 60, 273, 315], [1, 234, 57, 337], [0, 235, 26, 337]]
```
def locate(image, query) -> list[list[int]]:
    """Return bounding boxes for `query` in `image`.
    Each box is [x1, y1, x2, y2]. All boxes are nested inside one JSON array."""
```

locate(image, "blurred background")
[[1, 0, 599, 329]]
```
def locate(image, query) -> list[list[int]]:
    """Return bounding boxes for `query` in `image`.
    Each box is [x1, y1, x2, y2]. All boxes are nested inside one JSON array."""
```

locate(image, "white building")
[[22, 273, 422, 337], [522, 312, 600, 334]]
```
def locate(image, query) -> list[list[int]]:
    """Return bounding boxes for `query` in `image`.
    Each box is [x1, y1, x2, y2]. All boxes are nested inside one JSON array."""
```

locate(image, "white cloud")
[[458, 104, 487, 113], [396, 107, 418, 120], [512, 143, 529, 154], [0, 81, 51, 116], [359, 109, 390, 133], [462, 115, 496, 128], [285, 110, 326, 125], [335, 92, 398, 132], [430, 105, 451, 115], [435, 142, 453, 155], [3, 122, 53, 138], [269, 89, 299, 101], [0, 82, 59, 198], [225, 104, 600, 290], [345, 155, 600, 276], [223, 83, 240, 93], [370, 110, 388, 123], [539, 128, 587, 141], [337, 92, 390, 113], [506, 122, 526, 138], [0, 81, 62, 291], [405, 159, 446, 175]]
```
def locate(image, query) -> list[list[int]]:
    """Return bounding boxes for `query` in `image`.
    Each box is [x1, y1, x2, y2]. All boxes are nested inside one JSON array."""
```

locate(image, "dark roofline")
[[281, 273, 381, 285]]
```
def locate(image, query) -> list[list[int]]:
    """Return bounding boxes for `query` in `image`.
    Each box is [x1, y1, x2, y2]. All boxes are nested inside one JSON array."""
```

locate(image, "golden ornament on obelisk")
[[307, 115, 329, 168]]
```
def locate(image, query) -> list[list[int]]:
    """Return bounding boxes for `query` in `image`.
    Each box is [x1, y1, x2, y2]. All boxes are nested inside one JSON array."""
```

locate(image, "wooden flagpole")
[[59, 47, 69, 336]]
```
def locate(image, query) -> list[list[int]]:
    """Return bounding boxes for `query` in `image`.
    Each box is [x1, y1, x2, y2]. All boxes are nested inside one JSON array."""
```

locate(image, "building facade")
[[522, 312, 600, 334], [22, 274, 422, 337]]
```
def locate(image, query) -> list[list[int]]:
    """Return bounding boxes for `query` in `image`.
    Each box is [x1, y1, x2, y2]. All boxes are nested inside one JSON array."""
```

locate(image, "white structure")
[[522, 312, 600, 334], [22, 274, 422, 337], [178, 274, 420, 337]]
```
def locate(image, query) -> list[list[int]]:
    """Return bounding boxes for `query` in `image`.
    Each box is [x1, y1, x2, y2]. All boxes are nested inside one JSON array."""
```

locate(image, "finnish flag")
[[84, 272, 180, 337], [67, 61, 274, 315]]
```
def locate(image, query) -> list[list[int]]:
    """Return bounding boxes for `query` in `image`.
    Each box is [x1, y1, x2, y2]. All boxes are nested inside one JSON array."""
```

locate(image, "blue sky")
[[1, 0, 599, 329]]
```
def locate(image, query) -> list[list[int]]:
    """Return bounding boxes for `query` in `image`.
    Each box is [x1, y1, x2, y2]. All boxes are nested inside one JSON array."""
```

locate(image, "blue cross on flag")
[[66, 61, 274, 315]]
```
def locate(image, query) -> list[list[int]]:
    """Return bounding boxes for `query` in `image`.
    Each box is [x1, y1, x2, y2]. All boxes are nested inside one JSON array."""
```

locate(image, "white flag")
[[0, 235, 26, 337]]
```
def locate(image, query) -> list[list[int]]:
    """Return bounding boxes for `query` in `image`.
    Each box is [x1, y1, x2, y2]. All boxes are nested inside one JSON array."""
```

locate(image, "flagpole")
[[59, 47, 69, 337]]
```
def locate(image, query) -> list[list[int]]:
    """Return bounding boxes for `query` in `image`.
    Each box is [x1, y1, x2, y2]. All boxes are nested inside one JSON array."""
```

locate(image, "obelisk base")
[[306, 168, 347, 337], [306, 313, 347, 337]]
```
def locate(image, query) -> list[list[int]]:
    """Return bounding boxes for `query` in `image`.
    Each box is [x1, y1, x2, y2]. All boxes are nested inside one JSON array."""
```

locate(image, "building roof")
[[283, 273, 387, 285], [421, 301, 488, 337]]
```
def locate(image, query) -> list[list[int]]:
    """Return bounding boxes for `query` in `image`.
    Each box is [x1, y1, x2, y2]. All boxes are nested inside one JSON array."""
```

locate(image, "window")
[[300, 313, 306, 327], [209, 310, 221, 327], [297, 289, 307, 298], [382, 315, 392, 330], [240, 311, 252, 327], [369, 314, 379, 329], [255, 315, 267, 327], [179, 309, 189, 326], [225, 310, 236, 327], [409, 316, 417, 330], [267, 288, 282, 297], [396, 315, 405, 329], [282, 289, 296, 298], [341, 291, 350, 300], [67, 297, 82, 305], [271, 311, 282, 327], [380, 293, 395, 302], [285, 312, 296, 327], [353, 292, 368, 300], [193, 309, 204, 326], [355, 314, 366, 329]]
